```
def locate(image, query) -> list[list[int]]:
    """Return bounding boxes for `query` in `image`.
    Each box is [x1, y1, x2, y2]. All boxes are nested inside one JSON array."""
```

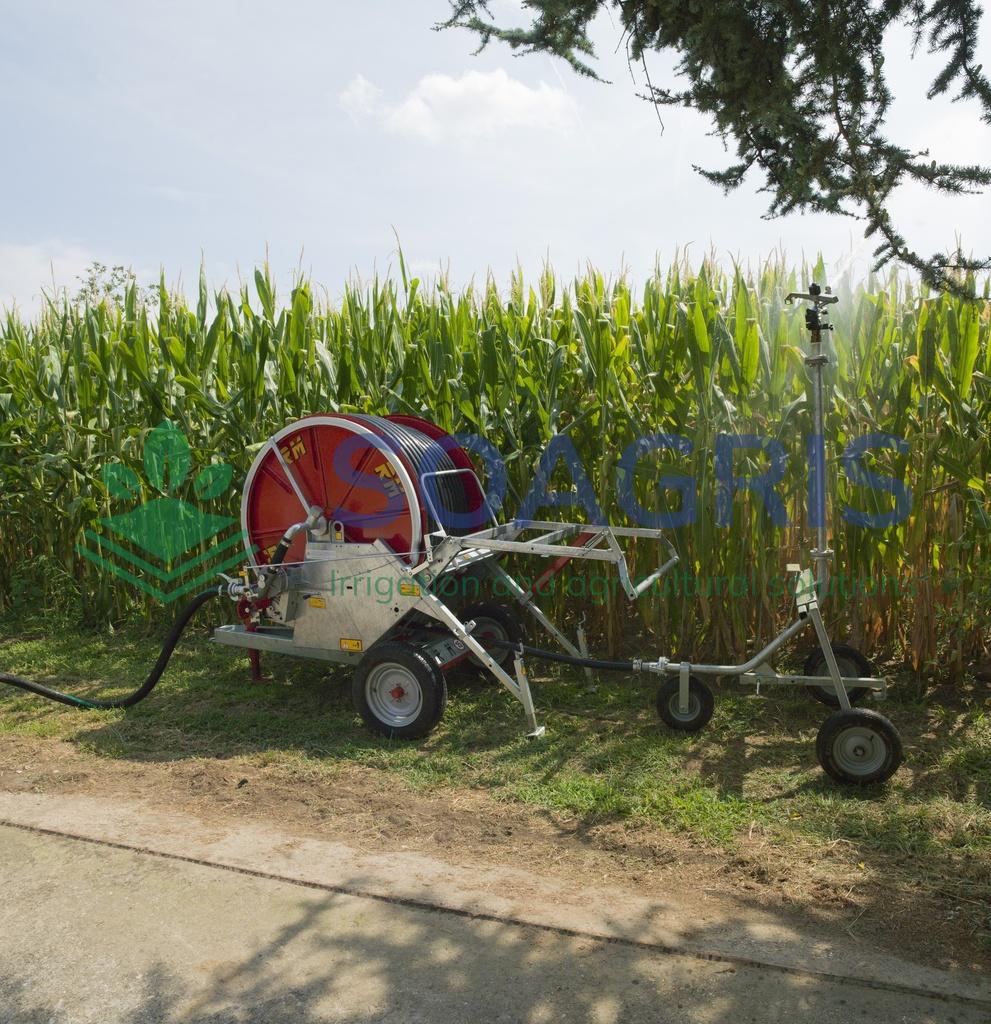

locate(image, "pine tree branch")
[[439, 0, 991, 293]]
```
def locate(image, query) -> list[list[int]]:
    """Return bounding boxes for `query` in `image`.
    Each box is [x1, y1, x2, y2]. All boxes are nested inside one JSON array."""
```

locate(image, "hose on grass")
[[0, 588, 221, 710]]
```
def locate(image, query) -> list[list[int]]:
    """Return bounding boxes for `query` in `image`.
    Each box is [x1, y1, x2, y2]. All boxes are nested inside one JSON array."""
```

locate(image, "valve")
[[218, 571, 250, 600]]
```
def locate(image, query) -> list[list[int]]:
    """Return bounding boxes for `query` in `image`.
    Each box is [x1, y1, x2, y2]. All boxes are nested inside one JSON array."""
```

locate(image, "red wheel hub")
[[389, 685, 407, 701]]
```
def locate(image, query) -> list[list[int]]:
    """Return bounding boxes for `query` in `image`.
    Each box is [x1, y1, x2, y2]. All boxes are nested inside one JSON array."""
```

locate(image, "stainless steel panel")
[[288, 542, 427, 655]]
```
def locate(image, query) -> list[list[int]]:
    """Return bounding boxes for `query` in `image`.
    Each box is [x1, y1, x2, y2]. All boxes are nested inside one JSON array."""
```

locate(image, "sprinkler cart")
[[2, 283, 903, 785]]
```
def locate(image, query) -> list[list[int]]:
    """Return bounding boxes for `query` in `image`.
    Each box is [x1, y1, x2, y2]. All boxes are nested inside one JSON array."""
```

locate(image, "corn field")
[[1, 258, 988, 675]]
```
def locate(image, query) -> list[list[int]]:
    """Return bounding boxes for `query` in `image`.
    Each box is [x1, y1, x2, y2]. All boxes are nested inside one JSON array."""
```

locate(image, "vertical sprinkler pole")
[[786, 283, 839, 598]]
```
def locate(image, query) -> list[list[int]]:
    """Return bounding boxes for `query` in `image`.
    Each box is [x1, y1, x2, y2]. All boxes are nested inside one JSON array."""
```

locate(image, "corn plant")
[[0, 259, 988, 675]]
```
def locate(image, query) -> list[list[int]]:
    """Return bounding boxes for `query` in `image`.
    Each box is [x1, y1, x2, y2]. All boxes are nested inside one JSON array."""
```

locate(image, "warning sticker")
[[398, 581, 421, 597], [307, 596, 328, 609], [340, 638, 363, 652]]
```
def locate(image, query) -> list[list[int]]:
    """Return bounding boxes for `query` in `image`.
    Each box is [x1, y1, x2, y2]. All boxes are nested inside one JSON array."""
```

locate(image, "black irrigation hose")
[[486, 639, 635, 673], [0, 588, 222, 711], [269, 534, 295, 568], [354, 415, 479, 536]]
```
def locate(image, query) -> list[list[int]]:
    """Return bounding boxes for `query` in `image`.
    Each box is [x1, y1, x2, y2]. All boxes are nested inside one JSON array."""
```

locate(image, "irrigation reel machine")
[[2, 284, 903, 785]]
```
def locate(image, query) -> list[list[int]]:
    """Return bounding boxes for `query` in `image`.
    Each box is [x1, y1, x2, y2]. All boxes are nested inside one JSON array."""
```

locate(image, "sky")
[[1, 0, 990, 313]]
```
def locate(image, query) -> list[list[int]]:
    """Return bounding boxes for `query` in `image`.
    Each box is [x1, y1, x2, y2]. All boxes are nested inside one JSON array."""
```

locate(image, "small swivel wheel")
[[804, 644, 872, 707], [460, 601, 526, 673], [816, 708, 903, 785], [656, 676, 714, 733], [352, 642, 448, 739]]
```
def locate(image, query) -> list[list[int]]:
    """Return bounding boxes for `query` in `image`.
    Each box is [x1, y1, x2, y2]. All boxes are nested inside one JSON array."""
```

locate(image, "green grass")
[[1, 607, 988, 901]]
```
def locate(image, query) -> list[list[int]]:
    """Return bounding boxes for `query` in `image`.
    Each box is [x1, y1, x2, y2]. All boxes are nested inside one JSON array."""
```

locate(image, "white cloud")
[[0, 240, 98, 315], [338, 73, 384, 122], [339, 69, 579, 143]]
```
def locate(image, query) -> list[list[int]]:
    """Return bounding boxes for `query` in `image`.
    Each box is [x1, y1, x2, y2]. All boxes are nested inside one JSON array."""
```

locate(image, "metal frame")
[[212, 511, 682, 735]]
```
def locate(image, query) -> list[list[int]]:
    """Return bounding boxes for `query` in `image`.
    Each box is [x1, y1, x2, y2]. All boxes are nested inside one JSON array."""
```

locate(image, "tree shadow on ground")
[[1, 879, 980, 1024]]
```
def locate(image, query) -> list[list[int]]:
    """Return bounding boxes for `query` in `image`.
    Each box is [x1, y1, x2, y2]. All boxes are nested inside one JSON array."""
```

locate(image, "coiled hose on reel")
[[0, 588, 221, 710]]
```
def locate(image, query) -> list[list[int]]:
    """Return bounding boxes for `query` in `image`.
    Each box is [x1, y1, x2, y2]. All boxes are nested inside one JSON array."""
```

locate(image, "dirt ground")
[[1, 733, 987, 976]]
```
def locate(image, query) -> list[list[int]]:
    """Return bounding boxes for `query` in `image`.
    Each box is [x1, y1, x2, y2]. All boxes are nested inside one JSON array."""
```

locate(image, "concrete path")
[[0, 792, 988, 1024]]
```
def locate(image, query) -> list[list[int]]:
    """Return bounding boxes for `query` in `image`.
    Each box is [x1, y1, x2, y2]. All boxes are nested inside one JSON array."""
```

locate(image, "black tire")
[[351, 642, 447, 740], [816, 707, 903, 785], [656, 676, 714, 733], [460, 602, 526, 673], [804, 644, 872, 707]]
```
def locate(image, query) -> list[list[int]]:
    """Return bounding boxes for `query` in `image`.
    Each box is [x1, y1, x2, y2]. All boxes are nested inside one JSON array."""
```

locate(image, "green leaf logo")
[[194, 463, 233, 501], [102, 463, 141, 500], [83, 421, 241, 603], [144, 421, 191, 493]]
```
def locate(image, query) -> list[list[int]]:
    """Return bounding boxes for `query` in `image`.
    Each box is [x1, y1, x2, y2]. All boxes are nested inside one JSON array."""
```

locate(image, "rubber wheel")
[[804, 644, 872, 707], [656, 676, 714, 733], [460, 602, 525, 672], [352, 642, 447, 740], [816, 707, 903, 785]]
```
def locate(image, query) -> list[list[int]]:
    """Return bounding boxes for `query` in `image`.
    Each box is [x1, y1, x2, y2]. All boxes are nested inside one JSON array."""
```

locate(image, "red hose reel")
[[241, 414, 487, 567]]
